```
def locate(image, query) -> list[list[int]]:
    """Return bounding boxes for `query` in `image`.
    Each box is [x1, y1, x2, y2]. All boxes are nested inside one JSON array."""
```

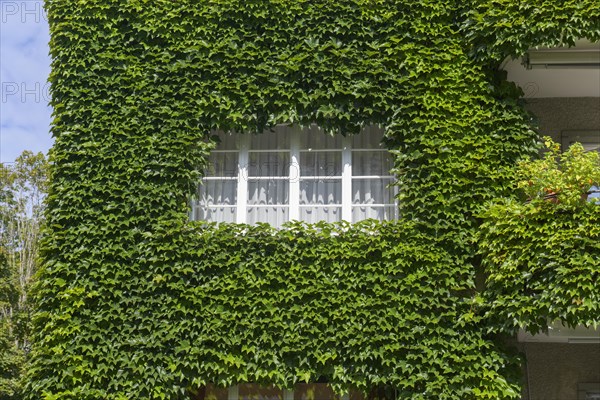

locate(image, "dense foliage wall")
[[29, 0, 599, 398], [479, 200, 600, 334], [479, 141, 600, 334], [31, 221, 523, 398]]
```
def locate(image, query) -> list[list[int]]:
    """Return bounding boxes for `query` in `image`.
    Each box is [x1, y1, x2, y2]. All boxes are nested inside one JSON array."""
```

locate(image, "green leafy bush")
[[516, 137, 600, 206], [479, 143, 600, 333]]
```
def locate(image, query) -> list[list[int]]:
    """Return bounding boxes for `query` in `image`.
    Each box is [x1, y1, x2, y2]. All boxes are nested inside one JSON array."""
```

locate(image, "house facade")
[[191, 41, 600, 400], [27, 1, 598, 399]]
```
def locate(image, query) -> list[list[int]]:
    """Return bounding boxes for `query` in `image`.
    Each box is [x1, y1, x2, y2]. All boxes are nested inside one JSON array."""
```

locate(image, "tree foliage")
[[0, 151, 48, 400]]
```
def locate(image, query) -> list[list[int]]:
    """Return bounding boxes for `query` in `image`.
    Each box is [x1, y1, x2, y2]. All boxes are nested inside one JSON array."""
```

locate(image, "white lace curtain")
[[195, 125, 397, 227]]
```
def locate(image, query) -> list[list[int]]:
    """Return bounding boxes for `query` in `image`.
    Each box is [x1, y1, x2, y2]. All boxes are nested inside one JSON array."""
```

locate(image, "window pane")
[[194, 206, 236, 223], [250, 128, 291, 150], [239, 384, 283, 400], [294, 384, 344, 400], [300, 125, 343, 149], [561, 131, 600, 154], [352, 150, 393, 176], [205, 152, 238, 177], [352, 205, 398, 221], [351, 125, 385, 148], [248, 181, 289, 205], [248, 152, 290, 177], [299, 206, 342, 223], [300, 151, 342, 177], [204, 385, 228, 400], [214, 131, 240, 150], [247, 207, 289, 227], [581, 142, 600, 153], [564, 140, 600, 153], [352, 178, 395, 204], [300, 179, 341, 205], [198, 180, 237, 206]]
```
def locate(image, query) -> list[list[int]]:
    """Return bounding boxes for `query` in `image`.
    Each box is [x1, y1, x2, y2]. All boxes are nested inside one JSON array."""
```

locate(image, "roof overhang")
[[518, 322, 600, 344], [503, 39, 600, 98]]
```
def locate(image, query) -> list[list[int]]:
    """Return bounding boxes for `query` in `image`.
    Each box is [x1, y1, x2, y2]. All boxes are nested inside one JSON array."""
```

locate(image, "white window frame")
[[197, 125, 397, 225]]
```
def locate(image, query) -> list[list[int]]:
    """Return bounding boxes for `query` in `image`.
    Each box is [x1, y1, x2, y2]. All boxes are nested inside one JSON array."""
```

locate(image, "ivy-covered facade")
[[28, 1, 599, 399]]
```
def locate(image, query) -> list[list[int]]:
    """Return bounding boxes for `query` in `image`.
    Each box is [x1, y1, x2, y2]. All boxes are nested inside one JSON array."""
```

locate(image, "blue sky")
[[1, 0, 52, 163]]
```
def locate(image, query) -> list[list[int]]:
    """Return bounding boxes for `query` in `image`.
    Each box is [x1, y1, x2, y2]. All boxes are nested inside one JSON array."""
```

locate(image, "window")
[[578, 383, 600, 400], [193, 125, 397, 227], [561, 130, 600, 153]]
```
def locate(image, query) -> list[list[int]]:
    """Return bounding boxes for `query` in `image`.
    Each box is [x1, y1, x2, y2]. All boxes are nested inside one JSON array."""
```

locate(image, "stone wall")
[[525, 97, 600, 144], [521, 342, 600, 400]]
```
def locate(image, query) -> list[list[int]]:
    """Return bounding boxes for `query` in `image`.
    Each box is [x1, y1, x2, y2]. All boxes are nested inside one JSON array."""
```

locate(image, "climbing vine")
[[478, 139, 600, 334], [28, 0, 598, 398]]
